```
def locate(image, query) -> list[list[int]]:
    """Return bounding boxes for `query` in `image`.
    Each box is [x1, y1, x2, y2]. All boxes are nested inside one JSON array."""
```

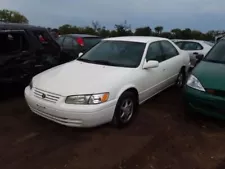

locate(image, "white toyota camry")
[[25, 36, 190, 128]]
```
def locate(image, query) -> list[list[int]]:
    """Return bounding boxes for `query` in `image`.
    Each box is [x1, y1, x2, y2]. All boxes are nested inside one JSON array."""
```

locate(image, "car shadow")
[[0, 84, 25, 102]]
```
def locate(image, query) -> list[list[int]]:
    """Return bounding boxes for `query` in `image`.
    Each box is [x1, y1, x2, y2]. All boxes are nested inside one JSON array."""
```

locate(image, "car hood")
[[33, 60, 132, 96], [193, 60, 225, 90]]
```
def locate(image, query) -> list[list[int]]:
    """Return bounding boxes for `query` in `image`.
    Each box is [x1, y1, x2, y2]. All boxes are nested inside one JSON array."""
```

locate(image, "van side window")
[[0, 32, 29, 55]]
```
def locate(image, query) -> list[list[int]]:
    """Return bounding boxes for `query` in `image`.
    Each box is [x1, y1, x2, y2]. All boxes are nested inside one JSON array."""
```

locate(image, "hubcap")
[[120, 98, 134, 123]]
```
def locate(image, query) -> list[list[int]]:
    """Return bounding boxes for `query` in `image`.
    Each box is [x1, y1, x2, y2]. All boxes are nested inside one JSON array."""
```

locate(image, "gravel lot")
[[1, 86, 225, 169]]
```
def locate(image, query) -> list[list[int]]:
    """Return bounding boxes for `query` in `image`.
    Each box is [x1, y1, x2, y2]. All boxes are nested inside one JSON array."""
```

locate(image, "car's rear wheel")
[[176, 68, 186, 88], [112, 91, 138, 128]]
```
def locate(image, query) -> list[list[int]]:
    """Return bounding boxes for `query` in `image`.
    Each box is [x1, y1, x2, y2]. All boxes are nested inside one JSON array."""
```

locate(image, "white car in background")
[[24, 36, 190, 128], [174, 40, 213, 67]]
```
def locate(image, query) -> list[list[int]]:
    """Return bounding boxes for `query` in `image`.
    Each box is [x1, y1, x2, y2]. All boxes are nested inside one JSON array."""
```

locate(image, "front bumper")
[[24, 87, 117, 127], [183, 86, 225, 120]]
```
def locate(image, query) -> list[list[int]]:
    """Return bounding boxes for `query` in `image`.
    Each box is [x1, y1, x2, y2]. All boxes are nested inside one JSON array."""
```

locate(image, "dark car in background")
[[0, 23, 61, 87], [56, 34, 102, 63]]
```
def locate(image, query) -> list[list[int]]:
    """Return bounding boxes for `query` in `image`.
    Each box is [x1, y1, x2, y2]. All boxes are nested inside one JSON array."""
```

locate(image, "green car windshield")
[[204, 39, 225, 64]]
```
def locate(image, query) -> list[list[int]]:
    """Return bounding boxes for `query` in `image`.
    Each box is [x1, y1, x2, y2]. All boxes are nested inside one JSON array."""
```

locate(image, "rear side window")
[[83, 37, 101, 48], [175, 41, 183, 48], [160, 40, 179, 60], [182, 42, 203, 50], [0, 31, 29, 55], [62, 37, 73, 47], [55, 36, 64, 45], [204, 41, 214, 47], [32, 30, 52, 44]]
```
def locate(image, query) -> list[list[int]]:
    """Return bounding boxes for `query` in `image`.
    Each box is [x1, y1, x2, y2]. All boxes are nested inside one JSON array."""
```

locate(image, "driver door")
[[141, 41, 166, 100]]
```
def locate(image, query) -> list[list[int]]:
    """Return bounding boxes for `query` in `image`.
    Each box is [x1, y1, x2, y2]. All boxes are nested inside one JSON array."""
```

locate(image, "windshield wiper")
[[76, 58, 93, 63], [90, 60, 119, 66], [77, 58, 128, 67]]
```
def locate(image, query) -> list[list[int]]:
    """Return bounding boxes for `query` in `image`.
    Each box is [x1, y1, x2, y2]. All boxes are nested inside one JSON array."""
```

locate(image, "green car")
[[184, 38, 225, 119]]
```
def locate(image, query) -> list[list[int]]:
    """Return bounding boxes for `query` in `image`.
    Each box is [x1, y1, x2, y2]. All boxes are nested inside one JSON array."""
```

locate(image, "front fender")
[[116, 84, 138, 99]]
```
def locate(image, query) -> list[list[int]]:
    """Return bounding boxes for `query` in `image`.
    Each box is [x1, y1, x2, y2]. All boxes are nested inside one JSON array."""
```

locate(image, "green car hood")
[[193, 61, 225, 90]]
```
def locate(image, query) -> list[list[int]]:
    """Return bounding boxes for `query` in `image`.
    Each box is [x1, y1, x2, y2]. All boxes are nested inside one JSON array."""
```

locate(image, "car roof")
[[0, 23, 46, 31], [64, 34, 100, 38], [104, 36, 168, 43], [175, 39, 205, 43]]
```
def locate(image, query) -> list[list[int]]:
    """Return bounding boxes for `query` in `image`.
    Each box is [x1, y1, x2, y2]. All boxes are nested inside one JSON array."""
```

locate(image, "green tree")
[[0, 9, 28, 23], [134, 26, 152, 36], [171, 28, 182, 39], [114, 20, 132, 36], [154, 26, 163, 34], [181, 28, 192, 39], [98, 26, 110, 37]]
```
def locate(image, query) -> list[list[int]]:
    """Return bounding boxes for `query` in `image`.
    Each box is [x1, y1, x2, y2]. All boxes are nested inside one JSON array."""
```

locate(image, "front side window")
[[204, 39, 225, 64], [77, 40, 146, 68], [146, 42, 163, 62], [160, 40, 179, 60], [182, 42, 203, 50]]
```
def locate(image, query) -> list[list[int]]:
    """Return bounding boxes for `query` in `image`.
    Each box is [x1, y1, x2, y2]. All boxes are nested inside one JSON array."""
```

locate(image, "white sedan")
[[24, 36, 190, 128], [174, 40, 213, 67]]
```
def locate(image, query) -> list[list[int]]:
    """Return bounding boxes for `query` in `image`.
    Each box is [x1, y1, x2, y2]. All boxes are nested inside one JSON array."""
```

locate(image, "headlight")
[[29, 80, 33, 90], [65, 92, 109, 104], [186, 75, 205, 91]]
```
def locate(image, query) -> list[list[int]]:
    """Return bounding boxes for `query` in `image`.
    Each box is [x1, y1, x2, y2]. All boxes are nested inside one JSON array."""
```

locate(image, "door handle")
[[193, 52, 198, 55]]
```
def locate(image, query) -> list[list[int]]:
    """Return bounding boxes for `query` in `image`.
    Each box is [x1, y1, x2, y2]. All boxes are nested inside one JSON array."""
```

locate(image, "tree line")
[[1, 9, 224, 41]]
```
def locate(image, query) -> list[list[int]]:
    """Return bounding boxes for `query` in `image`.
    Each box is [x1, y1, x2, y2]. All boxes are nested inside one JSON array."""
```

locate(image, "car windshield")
[[204, 39, 225, 64], [77, 40, 146, 68]]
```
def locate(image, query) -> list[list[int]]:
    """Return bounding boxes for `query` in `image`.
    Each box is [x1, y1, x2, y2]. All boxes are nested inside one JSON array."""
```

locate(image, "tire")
[[112, 91, 138, 128], [176, 68, 186, 88]]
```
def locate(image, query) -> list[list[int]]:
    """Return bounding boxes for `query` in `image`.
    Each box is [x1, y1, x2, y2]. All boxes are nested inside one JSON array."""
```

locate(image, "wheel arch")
[[116, 86, 139, 104]]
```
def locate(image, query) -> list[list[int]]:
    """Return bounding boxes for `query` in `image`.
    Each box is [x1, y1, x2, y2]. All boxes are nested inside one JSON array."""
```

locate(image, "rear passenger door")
[[159, 40, 183, 86], [31, 30, 61, 71]]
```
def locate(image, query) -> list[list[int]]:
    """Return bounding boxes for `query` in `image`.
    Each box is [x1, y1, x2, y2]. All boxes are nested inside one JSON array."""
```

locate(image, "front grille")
[[34, 88, 61, 103]]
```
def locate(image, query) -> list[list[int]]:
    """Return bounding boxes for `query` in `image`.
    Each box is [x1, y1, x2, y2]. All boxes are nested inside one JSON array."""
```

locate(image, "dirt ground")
[[1, 86, 225, 169]]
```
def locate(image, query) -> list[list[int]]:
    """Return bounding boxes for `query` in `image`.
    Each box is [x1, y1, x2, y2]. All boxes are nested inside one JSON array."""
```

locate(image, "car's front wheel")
[[176, 69, 186, 88], [112, 91, 138, 128]]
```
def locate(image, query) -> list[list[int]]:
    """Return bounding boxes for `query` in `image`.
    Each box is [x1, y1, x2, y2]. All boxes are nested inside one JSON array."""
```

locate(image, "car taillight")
[[39, 35, 45, 42], [76, 37, 84, 46]]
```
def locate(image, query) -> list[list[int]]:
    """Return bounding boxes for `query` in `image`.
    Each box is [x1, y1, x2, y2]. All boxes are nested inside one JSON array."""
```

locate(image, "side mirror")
[[78, 52, 83, 57], [143, 60, 159, 69], [196, 54, 204, 60]]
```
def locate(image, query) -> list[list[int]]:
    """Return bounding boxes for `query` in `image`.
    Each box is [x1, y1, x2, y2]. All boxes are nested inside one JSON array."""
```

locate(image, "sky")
[[1, 0, 225, 32]]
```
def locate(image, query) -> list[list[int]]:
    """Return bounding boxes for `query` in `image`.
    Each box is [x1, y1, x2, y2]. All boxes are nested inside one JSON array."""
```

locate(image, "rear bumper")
[[183, 86, 225, 119]]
